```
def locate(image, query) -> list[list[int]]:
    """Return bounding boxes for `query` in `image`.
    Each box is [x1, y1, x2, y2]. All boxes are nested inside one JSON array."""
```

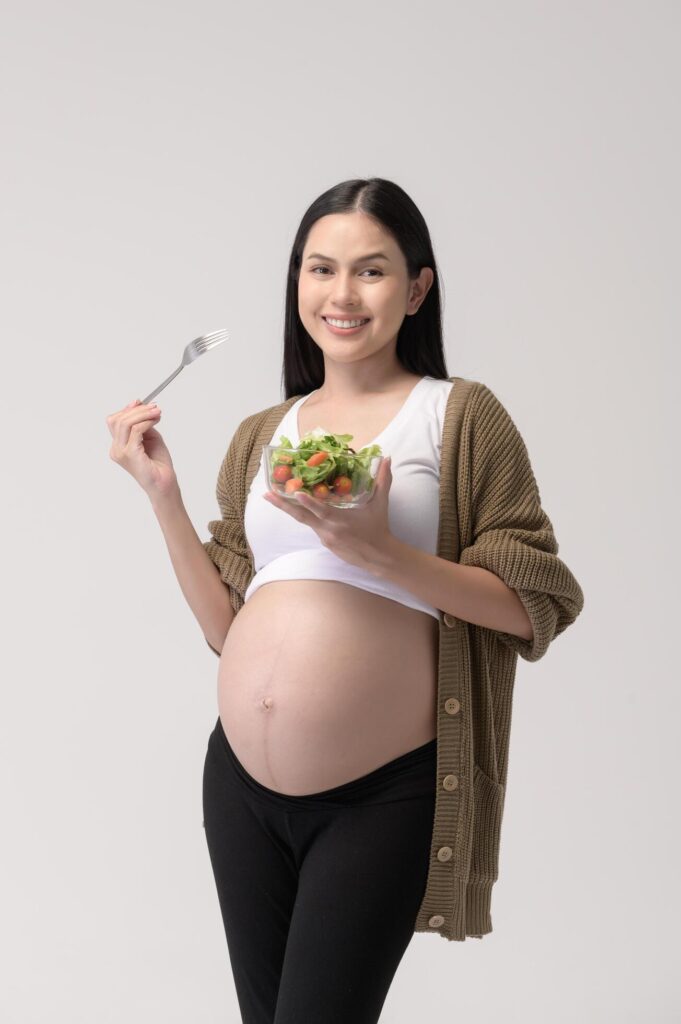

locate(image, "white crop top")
[[243, 375, 455, 620]]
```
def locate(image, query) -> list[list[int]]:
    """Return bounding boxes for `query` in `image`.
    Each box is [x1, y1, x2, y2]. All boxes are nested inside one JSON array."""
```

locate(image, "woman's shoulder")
[[446, 376, 520, 418]]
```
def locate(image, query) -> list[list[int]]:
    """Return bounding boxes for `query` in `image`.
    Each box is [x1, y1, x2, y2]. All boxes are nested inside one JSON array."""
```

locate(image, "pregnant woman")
[[106, 177, 584, 1024]]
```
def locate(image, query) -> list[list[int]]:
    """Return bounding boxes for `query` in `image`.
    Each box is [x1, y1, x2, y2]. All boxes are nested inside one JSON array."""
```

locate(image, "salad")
[[267, 427, 383, 501]]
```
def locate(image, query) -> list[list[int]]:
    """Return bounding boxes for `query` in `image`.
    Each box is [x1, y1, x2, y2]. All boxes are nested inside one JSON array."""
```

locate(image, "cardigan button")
[[437, 846, 453, 862], [443, 612, 457, 627], [428, 914, 445, 928], [444, 698, 460, 715], [442, 774, 458, 790]]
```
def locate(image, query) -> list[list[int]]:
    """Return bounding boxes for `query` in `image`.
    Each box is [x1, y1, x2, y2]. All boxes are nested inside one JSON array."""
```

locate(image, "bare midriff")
[[217, 579, 439, 795]]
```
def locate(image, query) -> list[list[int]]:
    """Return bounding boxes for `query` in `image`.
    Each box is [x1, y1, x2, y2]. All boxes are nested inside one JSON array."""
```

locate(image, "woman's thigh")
[[273, 792, 436, 1023], [202, 731, 298, 1023]]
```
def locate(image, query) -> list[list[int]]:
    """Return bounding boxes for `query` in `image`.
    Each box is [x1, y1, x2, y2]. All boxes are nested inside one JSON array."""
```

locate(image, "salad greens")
[[269, 429, 383, 498]]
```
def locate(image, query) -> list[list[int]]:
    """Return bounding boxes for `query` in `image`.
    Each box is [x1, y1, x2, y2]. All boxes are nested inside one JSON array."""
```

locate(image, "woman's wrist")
[[148, 482, 184, 517]]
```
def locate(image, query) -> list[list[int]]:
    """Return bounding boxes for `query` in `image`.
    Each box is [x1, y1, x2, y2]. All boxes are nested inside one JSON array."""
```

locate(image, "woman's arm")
[[368, 538, 534, 640], [151, 486, 234, 656]]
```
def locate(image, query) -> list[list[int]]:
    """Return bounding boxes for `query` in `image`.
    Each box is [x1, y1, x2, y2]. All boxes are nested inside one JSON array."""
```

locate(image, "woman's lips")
[[322, 316, 371, 336]]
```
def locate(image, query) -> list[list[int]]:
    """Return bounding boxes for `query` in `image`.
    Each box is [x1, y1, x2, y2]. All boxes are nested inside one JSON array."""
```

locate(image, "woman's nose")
[[330, 274, 360, 302]]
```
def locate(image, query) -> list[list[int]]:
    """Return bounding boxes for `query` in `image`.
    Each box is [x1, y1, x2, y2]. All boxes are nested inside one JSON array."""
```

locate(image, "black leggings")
[[202, 715, 437, 1024]]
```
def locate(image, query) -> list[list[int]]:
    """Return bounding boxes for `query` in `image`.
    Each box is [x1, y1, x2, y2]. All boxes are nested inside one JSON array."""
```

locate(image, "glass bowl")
[[262, 444, 384, 509]]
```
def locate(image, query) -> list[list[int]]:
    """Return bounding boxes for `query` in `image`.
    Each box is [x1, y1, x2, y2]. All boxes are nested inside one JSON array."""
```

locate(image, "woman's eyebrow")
[[305, 252, 390, 263]]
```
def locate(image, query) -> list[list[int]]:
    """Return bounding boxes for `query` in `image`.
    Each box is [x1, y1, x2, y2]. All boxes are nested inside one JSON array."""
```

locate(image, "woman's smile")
[[321, 315, 372, 336]]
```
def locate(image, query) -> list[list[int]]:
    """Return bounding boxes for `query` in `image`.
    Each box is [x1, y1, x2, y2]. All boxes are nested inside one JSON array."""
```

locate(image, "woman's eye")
[[311, 267, 382, 277]]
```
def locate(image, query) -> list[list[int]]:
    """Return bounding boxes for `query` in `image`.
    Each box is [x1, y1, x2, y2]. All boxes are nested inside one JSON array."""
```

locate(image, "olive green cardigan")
[[202, 376, 585, 941]]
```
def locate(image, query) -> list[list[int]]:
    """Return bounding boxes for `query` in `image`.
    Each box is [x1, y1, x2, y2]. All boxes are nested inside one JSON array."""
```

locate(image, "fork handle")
[[142, 363, 184, 404]]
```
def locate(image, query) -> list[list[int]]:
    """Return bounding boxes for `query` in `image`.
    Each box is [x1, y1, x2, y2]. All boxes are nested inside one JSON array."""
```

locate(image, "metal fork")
[[141, 329, 229, 404]]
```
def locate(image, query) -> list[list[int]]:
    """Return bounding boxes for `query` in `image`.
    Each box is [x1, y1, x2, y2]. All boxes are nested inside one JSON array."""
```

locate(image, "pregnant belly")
[[216, 579, 440, 795]]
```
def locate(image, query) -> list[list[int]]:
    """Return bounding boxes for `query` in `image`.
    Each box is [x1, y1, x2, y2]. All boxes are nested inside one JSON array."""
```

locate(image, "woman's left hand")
[[262, 456, 395, 571]]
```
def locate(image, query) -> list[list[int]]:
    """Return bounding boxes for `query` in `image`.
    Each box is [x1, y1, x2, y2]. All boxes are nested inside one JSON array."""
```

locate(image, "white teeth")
[[324, 317, 369, 328]]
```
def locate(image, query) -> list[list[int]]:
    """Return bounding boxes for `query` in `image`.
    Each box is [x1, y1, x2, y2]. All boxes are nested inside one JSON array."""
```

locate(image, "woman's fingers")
[[106, 401, 160, 441], [120, 405, 160, 447]]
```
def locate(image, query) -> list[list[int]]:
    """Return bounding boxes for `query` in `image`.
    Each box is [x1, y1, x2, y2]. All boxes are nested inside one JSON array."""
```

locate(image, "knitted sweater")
[[202, 376, 585, 941]]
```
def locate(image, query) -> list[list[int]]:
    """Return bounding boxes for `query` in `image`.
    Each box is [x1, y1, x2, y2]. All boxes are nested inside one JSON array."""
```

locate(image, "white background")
[[1, 1, 678, 1020]]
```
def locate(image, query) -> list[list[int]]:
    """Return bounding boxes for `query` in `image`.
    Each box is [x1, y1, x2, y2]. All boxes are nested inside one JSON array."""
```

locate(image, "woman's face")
[[298, 211, 431, 364]]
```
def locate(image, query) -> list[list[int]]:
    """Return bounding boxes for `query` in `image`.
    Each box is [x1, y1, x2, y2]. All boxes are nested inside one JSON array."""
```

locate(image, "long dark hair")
[[281, 177, 449, 399]]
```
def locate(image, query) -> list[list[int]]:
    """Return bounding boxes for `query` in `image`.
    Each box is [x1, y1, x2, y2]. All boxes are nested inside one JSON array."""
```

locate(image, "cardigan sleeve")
[[457, 385, 584, 663], [202, 417, 254, 655]]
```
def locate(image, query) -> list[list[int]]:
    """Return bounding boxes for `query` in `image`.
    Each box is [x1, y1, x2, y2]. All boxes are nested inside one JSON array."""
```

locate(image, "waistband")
[[212, 715, 437, 806]]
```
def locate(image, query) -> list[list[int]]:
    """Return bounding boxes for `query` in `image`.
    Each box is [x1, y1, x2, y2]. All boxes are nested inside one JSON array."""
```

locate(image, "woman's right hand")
[[106, 399, 178, 499]]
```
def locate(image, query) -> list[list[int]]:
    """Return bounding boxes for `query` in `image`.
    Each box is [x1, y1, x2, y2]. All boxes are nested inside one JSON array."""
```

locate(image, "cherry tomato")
[[332, 475, 353, 496], [273, 464, 293, 483]]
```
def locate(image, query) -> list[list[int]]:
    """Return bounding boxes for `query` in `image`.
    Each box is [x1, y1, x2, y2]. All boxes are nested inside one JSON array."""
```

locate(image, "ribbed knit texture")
[[202, 377, 585, 940]]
